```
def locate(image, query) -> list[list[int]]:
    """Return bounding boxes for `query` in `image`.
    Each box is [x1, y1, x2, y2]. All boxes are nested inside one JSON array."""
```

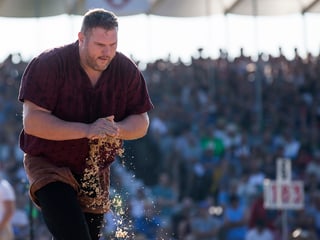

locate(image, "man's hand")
[[87, 115, 120, 139]]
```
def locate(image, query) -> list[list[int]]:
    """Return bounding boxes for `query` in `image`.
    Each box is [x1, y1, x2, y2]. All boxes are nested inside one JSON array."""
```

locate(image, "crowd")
[[1, 46, 320, 239]]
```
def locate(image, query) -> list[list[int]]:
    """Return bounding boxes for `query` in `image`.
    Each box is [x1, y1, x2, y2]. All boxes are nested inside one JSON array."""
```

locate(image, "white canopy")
[[0, 0, 75, 17], [148, 0, 320, 17], [0, 0, 320, 18]]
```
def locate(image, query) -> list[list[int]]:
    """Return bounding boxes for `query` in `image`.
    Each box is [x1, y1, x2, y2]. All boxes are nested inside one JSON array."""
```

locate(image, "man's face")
[[79, 27, 118, 72]]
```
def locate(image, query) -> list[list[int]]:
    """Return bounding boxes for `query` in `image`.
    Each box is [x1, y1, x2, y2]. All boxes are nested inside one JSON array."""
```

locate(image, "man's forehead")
[[89, 27, 117, 37]]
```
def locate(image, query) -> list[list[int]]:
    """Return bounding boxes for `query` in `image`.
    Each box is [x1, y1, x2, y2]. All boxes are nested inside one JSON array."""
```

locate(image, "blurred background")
[[1, 0, 320, 239]]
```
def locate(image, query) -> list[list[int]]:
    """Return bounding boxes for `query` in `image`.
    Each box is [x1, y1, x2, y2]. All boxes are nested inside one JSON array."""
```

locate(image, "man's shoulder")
[[114, 52, 138, 67], [36, 41, 78, 62]]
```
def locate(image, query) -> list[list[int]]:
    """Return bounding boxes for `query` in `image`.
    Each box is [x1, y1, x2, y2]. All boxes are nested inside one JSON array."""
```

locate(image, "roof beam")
[[224, 0, 242, 14], [302, 0, 320, 14], [147, 0, 165, 15]]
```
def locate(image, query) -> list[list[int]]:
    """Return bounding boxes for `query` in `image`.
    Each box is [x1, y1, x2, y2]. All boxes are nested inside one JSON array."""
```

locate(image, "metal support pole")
[[282, 210, 288, 240]]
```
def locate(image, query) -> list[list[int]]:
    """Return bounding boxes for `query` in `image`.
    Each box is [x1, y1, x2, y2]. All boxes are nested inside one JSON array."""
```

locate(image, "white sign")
[[263, 179, 304, 209], [276, 158, 291, 182]]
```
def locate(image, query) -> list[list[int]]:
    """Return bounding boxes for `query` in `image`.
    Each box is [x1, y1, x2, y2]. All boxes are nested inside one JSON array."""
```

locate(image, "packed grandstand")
[[0, 47, 319, 239]]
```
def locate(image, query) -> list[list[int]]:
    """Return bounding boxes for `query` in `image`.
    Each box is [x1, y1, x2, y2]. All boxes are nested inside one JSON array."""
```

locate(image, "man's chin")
[[94, 63, 109, 72]]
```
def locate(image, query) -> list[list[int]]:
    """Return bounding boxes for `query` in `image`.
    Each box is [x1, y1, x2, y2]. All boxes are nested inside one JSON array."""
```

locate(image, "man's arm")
[[116, 112, 150, 140], [23, 100, 119, 140]]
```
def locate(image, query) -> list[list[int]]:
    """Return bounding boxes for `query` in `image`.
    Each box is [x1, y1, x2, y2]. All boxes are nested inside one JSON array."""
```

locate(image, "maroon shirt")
[[18, 41, 153, 174]]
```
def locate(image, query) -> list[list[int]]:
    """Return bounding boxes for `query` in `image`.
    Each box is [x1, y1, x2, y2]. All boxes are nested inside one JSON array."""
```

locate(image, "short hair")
[[81, 8, 118, 36]]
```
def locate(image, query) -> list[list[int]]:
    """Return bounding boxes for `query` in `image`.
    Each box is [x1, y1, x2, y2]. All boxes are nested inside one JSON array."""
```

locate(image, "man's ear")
[[78, 32, 84, 42]]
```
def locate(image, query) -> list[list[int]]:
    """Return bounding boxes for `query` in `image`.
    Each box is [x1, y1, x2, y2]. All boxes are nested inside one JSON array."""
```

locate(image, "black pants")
[[35, 181, 104, 240]]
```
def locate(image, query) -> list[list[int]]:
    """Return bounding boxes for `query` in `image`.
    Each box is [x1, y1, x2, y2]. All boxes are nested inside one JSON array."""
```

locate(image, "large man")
[[18, 8, 153, 240]]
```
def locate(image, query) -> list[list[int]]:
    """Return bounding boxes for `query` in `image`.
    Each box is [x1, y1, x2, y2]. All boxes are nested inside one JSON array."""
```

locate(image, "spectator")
[[151, 172, 178, 228], [171, 197, 194, 240], [11, 193, 29, 240], [221, 194, 249, 240], [134, 200, 161, 240], [305, 150, 320, 181], [0, 174, 15, 240], [289, 209, 317, 240], [245, 218, 274, 240], [305, 191, 320, 239], [189, 200, 222, 240]]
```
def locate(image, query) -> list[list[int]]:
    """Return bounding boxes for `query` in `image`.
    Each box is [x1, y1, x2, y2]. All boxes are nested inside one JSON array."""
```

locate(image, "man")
[[18, 8, 153, 240], [0, 176, 15, 240]]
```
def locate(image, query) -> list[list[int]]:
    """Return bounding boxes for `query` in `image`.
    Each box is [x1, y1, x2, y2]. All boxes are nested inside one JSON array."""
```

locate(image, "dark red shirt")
[[18, 41, 153, 173]]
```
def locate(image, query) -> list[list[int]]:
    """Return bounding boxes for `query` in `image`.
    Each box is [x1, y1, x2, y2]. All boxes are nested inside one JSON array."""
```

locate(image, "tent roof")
[[148, 0, 320, 17], [0, 0, 320, 18], [0, 0, 76, 18]]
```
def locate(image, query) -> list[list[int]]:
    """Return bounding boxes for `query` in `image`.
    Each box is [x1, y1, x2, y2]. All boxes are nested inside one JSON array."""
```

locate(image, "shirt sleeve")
[[125, 63, 154, 115], [18, 52, 62, 111]]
